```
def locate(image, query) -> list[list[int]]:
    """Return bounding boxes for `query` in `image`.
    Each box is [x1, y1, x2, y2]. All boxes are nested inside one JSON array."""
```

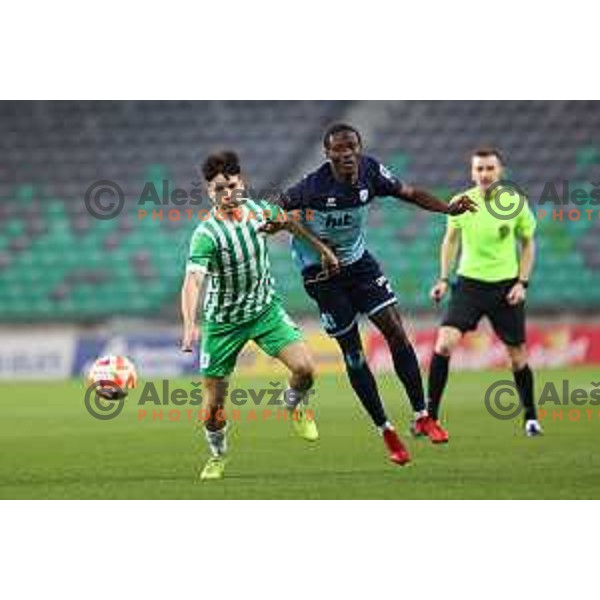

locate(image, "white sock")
[[415, 410, 428, 420], [284, 387, 308, 411], [378, 421, 394, 434], [205, 424, 227, 457]]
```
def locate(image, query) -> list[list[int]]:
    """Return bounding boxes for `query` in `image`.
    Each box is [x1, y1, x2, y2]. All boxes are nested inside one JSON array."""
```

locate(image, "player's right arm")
[[181, 270, 204, 352], [181, 227, 216, 352], [430, 225, 461, 303], [284, 218, 340, 276], [259, 191, 340, 275]]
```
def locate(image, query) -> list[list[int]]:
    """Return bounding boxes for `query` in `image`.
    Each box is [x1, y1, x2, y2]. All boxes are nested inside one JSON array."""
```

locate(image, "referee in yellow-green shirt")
[[427, 148, 542, 436]]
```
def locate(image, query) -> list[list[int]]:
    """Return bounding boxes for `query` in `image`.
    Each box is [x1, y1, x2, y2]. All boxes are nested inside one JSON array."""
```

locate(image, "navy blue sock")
[[337, 328, 388, 427], [427, 352, 450, 420], [389, 341, 426, 413]]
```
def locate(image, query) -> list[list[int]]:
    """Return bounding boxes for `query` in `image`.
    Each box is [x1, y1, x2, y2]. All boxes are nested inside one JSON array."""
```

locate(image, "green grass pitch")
[[1, 367, 600, 499]]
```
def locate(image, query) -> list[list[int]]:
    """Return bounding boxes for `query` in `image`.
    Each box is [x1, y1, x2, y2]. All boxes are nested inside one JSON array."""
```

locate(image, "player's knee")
[[376, 315, 409, 347], [385, 329, 409, 348], [435, 329, 461, 356], [508, 345, 528, 370], [435, 342, 454, 357], [292, 359, 315, 389]]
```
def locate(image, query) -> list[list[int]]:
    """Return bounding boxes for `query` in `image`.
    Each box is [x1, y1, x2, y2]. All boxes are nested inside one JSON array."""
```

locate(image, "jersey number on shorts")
[[200, 351, 211, 369], [376, 275, 392, 294]]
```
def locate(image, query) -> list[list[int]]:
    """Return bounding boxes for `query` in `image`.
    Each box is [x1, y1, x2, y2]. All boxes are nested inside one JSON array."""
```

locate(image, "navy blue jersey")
[[281, 155, 402, 270]]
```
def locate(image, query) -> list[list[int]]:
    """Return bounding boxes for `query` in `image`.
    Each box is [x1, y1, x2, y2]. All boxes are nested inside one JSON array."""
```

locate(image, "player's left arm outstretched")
[[392, 182, 477, 216]]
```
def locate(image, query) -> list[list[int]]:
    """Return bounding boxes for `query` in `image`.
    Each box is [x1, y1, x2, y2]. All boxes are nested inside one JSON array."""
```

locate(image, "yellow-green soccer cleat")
[[291, 408, 319, 441], [200, 456, 226, 481]]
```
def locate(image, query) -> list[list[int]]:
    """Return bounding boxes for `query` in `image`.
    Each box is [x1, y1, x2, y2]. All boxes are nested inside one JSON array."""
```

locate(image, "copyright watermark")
[[83, 379, 315, 421], [483, 180, 527, 221], [482, 179, 600, 222], [83, 179, 289, 221], [84, 180, 125, 220], [84, 380, 127, 420], [484, 380, 523, 420], [484, 379, 600, 420]]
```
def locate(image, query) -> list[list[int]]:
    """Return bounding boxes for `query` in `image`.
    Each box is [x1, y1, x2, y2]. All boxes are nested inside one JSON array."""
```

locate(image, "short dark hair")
[[202, 150, 241, 182], [323, 123, 362, 148], [472, 146, 504, 164]]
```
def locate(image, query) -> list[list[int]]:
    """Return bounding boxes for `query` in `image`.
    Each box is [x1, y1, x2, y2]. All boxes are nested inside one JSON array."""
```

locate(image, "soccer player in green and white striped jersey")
[[181, 151, 339, 480]]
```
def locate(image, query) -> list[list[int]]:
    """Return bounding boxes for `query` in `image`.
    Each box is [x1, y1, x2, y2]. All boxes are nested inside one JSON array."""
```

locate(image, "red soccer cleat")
[[412, 416, 449, 444], [382, 428, 411, 466]]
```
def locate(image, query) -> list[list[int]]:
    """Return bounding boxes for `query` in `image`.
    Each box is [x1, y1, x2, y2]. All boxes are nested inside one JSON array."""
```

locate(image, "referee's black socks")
[[427, 352, 450, 420], [513, 364, 537, 421]]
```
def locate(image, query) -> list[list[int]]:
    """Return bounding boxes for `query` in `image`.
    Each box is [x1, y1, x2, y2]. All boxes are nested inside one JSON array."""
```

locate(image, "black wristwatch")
[[518, 279, 529, 288]]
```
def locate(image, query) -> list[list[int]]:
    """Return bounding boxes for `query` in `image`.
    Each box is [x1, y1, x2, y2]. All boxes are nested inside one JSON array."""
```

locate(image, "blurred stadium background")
[[1, 100, 599, 379]]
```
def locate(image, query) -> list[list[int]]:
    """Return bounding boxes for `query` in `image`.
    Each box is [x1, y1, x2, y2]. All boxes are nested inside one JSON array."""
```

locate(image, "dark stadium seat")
[[365, 101, 600, 311], [1, 100, 599, 321]]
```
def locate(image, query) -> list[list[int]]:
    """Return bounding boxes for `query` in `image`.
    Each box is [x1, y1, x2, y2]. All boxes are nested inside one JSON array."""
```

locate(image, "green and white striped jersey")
[[186, 199, 283, 324]]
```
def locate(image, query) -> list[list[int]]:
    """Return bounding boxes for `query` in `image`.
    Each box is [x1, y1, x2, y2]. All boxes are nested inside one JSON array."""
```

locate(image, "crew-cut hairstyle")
[[323, 123, 362, 149], [472, 146, 504, 164]]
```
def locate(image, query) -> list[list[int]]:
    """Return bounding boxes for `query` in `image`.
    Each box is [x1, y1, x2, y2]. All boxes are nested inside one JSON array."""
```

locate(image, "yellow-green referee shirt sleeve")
[[446, 193, 466, 229], [447, 214, 463, 230], [187, 227, 217, 273], [515, 201, 537, 239]]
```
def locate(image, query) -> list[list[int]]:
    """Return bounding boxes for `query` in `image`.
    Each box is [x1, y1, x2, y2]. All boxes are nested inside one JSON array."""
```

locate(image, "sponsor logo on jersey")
[[326, 197, 337, 207], [499, 224, 511, 239], [325, 213, 353, 228]]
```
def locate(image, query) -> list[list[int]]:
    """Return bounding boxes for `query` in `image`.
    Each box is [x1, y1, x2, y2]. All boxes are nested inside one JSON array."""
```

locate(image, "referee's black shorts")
[[441, 276, 526, 346]]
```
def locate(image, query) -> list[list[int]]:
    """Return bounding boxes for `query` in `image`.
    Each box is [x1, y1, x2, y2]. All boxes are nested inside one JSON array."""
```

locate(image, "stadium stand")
[[0, 101, 599, 321], [364, 101, 600, 312], [0, 101, 350, 320]]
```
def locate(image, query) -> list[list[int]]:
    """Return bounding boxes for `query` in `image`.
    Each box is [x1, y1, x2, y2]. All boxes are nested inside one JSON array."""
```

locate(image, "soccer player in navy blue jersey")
[[263, 124, 476, 466]]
